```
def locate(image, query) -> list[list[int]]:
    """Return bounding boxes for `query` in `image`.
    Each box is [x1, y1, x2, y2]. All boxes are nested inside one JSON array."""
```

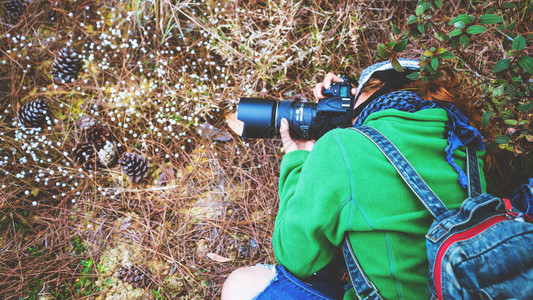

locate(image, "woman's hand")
[[280, 118, 315, 153], [313, 72, 357, 100], [280, 73, 358, 153]]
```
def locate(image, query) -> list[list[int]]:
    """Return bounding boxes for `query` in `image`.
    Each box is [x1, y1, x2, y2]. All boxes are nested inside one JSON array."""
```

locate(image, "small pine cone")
[[118, 265, 152, 288], [18, 99, 49, 128], [119, 153, 149, 183], [98, 140, 117, 167], [73, 142, 97, 169], [4, 0, 27, 22], [85, 123, 111, 149], [52, 47, 83, 83]]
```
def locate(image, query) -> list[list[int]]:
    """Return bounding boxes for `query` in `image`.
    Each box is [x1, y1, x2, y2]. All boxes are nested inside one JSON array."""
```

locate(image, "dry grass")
[[0, 0, 531, 299]]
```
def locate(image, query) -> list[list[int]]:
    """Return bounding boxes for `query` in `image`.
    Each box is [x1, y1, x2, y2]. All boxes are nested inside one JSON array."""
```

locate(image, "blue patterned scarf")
[[353, 90, 485, 188]]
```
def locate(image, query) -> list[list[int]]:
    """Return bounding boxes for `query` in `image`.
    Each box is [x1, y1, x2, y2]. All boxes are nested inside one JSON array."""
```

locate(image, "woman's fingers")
[[314, 82, 326, 100], [324, 73, 343, 89], [280, 118, 316, 153], [280, 118, 294, 152], [314, 73, 344, 100], [280, 118, 290, 137]]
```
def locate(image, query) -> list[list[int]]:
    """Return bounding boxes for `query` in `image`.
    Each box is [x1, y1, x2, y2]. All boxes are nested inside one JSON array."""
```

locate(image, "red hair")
[[360, 68, 490, 138], [360, 68, 493, 166]]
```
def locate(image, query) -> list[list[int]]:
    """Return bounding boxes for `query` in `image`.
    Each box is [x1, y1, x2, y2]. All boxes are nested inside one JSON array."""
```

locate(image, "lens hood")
[[237, 98, 277, 138]]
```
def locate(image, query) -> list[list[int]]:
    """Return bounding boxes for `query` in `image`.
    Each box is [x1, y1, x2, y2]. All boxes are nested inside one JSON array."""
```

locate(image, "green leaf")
[[507, 84, 516, 98], [406, 72, 420, 80], [495, 135, 511, 144], [507, 49, 521, 56], [466, 25, 487, 34], [454, 21, 465, 29], [478, 14, 503, 24], [439, 51, 454, 59], [407, 15, 417, 25], [460, 34, 470, 48], [435, 0, 443, 9], [518, 56, 533, 74], [391, 58, 405, 72], [424, 50, 434, 57], [481, 111, 493, 126], [502, 2, 517, 9], [493, 85, 505, 96], [450, 38, 459, 50], [391, 23, 401, 35], [492, 58, 511, 73], [501, 109, 512, 118], [450, 14, 475, 25], [431, 57, 439, 70], [427, 62, 436, 72], [377, 44, 390, 59], [393, 39, 408, 52], [435, 48, 446, 55], [449, 28, 462, 37], [418, 23, 425, 34], [415, 5, 424, 16], [512, 35, 525, 51], [517, 102, 533, 112], [504, 119, 517, 126]]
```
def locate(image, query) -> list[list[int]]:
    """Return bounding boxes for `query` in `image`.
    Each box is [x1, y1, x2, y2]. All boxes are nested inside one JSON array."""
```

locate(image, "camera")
[[235, 77, 355, 140]]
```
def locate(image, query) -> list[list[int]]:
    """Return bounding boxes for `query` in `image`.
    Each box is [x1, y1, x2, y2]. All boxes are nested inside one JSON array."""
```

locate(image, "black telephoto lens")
[[237, 98, 277, 138], [237, 98, 318, 139], [276, 101, 317, 140]]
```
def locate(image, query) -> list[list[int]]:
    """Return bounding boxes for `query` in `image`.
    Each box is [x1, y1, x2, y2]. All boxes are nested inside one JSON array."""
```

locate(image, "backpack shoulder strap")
[[466, 145, 482, 198], [342, 236, 383, 300], [353, 126, 449, 218], [342, 126, 483, 298]]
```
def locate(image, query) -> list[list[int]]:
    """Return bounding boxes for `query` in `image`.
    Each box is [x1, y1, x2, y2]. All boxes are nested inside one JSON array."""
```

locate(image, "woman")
[[222, 58, 488, 299]]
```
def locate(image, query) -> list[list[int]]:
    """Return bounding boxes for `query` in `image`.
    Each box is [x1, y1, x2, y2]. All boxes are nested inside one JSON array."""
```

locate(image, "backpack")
[[341, 126, 533, 300]]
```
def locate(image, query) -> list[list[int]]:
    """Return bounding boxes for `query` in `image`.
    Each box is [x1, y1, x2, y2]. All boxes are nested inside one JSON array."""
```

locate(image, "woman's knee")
[[221, 265, 275, 300]]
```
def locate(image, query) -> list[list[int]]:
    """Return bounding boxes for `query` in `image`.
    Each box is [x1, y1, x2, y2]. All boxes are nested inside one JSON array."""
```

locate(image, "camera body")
[[237, 77, 354, 140]]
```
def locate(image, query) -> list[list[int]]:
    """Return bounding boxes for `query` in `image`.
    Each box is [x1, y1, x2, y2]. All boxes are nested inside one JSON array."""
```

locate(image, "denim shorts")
[[254, 264, 345, 300]]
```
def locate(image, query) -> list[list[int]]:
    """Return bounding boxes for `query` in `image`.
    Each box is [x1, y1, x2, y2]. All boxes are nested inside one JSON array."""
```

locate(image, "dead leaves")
[[206, 252, 233, 263]]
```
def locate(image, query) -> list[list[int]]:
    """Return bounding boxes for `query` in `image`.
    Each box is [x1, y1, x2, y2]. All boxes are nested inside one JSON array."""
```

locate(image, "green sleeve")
[[273, 132, 352, 278]]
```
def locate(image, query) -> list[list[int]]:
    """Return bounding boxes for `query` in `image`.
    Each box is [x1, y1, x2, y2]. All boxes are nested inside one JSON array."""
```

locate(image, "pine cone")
[[18, 99, 49, 128], [97, 140, 117, 167], [73, 142, 97, 169], [4, 0, 27, 22], [52, 47, 83, 83], [85, 123, 111, 149], [118, 265, 152, 288], [119, 153, 149, 183]]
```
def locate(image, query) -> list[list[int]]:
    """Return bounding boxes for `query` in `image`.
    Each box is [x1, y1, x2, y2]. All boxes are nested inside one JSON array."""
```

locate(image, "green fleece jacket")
[[273, 108, 486, 299]]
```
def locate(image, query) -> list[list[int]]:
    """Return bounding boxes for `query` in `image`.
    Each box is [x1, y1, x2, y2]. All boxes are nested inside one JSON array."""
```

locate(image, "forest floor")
[[1, 0, 531, 299]]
